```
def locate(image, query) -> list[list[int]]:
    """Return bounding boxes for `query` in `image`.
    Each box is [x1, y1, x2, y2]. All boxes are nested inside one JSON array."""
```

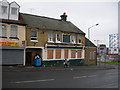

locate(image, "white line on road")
[[87, 75, 96, 77], [10, 79, 55, 84], [73, 76, 87, 79], [106, 73, 118, 75], [73, 75, 96, 79]]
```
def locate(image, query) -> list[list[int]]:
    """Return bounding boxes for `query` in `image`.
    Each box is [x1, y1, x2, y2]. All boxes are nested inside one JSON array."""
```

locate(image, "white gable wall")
[[9, 2, 20, 20], [0, 0, 9, 19]]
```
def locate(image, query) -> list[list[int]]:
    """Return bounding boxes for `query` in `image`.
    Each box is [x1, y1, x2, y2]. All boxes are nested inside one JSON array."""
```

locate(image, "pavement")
[[1, 62, 119, 72]]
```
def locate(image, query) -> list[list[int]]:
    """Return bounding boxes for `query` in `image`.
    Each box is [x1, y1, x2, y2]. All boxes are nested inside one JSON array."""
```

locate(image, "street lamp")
[[87, 24, 99, 66], [88, 24, 99, 40]]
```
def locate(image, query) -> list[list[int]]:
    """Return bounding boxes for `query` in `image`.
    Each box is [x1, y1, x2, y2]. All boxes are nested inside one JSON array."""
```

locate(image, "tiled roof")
[[20, 13, 85, 34], [85, 37, 96, 47]]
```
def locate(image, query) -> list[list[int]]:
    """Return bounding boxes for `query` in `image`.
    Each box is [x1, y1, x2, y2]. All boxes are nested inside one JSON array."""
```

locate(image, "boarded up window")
[[77, 50, 82, 58], [56, 49, 61, 59], [47, 50, 53, 59], [71, 50, 76, 58], [89, 51, 95, 60], [64, 50, 68, 59]]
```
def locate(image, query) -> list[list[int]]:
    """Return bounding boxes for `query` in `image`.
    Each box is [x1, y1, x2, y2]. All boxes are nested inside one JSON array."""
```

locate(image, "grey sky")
[[7, 0, 119, 47]]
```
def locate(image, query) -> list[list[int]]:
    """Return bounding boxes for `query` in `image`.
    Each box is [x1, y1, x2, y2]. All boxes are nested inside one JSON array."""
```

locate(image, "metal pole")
[[88, 28, 90, 65], [87, 24, 99, 66]]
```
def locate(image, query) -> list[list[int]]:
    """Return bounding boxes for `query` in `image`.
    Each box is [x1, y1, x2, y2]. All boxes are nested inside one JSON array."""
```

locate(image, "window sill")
[[9, 37, 19, 40], [48, 41, 54, 43], [56, 41, 61, 43], [77, 43, 82, 44], [72, 42, 76, 44], [0, 36, 7, 38], [30, 40, 38, 42]]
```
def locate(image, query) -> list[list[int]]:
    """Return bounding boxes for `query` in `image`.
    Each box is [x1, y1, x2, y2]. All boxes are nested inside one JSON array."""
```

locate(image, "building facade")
[[21, 13, 86, 66], [85, 38, 97, 65], [109, 34, 119, 54], [0, 0, 26, 65]]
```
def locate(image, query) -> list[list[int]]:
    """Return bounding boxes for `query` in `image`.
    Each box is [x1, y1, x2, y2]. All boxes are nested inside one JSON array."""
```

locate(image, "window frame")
[[48, 32, 54, 43], [71, 35, 76, 44], [11, 7, 17, 15], [0, 24, 7, 38], [10, 25, 18, 39], [56, 33, 61, 43], [2, 6, 7, 14], [31, 30, 38, 42], [62, 34, 70, 43], [77, 35, 82, 44]]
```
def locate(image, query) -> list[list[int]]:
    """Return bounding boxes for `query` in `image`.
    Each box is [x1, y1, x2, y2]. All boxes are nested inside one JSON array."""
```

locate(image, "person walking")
[[64, 59, 69, 68]]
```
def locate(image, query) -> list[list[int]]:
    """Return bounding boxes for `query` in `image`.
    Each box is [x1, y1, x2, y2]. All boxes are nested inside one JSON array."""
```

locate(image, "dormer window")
[[2, 6, 7, 14], [11, 7, 17, 15]]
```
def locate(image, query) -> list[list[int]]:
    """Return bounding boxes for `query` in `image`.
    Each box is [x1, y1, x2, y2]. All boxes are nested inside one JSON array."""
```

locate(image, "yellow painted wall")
[[0, 23, 26, 47], [26, 28, 85, 47]]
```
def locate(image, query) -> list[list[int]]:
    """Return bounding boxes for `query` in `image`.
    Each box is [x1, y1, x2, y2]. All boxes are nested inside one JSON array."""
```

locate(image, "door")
[[26, 52, 32, 66]]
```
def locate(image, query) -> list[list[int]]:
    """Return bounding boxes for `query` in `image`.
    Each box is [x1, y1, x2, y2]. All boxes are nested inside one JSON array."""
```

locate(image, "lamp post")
[[88, 24, 99, 40], [87, 24, 99, 66]]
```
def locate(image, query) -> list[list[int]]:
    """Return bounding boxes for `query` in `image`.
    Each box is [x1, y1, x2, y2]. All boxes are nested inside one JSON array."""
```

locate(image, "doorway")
[[25, 48, 42, 66], [26, 52, 32, 66]]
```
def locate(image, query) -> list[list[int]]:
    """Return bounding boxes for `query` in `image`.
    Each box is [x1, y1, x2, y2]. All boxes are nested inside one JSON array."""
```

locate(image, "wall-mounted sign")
[[0, 42, 19, 47]]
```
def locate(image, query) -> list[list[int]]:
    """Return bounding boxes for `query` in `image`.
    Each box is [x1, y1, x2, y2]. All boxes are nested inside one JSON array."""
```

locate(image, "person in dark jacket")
[[64, 59, 69, 68]]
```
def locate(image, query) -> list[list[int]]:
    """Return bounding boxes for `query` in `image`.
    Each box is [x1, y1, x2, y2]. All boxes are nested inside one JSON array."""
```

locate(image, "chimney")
[[60, 12, 67, 21]]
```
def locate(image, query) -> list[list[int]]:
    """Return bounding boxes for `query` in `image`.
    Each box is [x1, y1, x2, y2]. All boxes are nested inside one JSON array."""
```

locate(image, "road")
[[2, 67, 118, 88]]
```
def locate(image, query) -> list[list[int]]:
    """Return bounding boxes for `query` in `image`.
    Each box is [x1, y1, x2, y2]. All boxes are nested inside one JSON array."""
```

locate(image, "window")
[[10, 25, 18, 38], [64, 50, 69, 59], [56, 49, 61, 59], [78, 35, 82, 44], [89, 51, 95, 60], [11, 7, 17, 15], [63, 34, 70, 43], [56, 33, 61, 42], [47, 50, 53, 59], [114, 49, 117, 51], [48, 32, 53, 42], [2, 6, 7, 14], [31, 30, 38, 41], [71, 50, 76, 58], [71, 35, 76, 43], [77, 50, 82, 58], [0, 25, 6, 37]]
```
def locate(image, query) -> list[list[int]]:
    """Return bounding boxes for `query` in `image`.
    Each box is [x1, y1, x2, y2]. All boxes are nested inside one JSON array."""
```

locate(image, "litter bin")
[[34, 59, 42, 66]]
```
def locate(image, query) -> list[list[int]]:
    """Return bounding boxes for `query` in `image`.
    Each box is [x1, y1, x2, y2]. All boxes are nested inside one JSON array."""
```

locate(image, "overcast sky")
[[7, 0, 119, 47]]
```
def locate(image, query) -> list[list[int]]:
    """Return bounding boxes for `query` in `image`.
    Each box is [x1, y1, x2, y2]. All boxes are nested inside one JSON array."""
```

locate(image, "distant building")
[[109, 34, 119, 54], [97, 44, 107, 61]]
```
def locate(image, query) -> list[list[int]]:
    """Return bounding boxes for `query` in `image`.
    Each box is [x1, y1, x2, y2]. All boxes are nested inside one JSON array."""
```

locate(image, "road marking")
[[87, 75, 96, 77], [73, 76, 87, 79], [106, 73, 118, 75], [10, 79, 55, 84], [73, 75, 96, 79]]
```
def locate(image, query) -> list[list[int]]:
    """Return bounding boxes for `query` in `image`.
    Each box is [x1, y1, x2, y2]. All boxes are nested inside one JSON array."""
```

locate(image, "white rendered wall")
[[0, 0, 9, 19], [9, 2, 20, 20]]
